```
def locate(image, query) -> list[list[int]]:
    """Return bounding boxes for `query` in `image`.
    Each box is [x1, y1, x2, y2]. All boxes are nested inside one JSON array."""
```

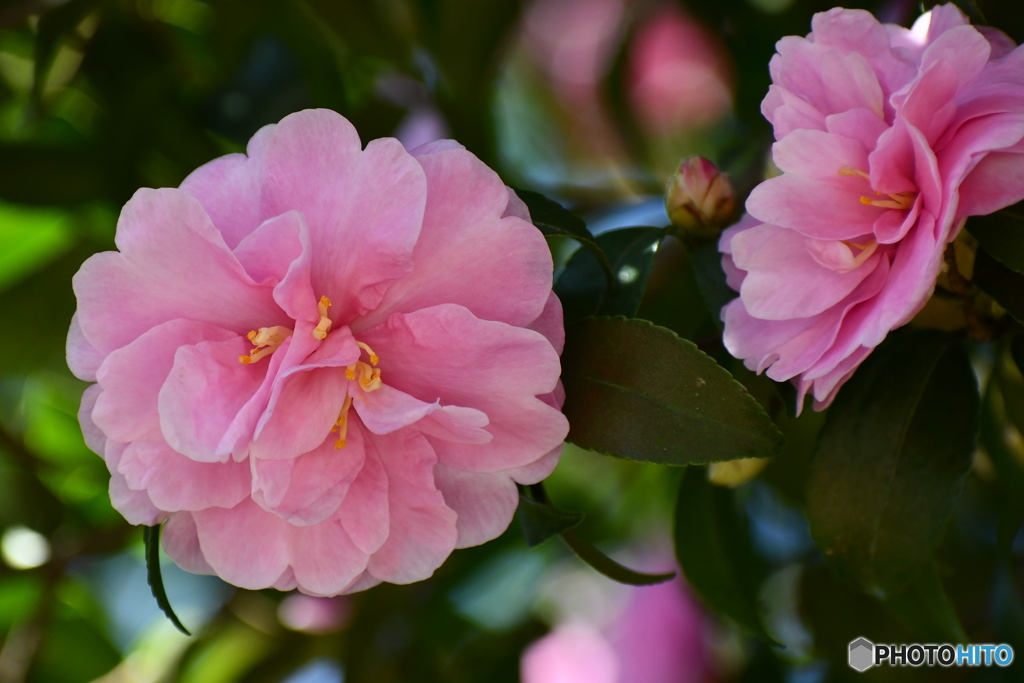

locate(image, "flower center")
[[839, 167, 916, 211], [238, 295, 334, 365], [238, 326, 292, 364], [331, 341, 383, 449]]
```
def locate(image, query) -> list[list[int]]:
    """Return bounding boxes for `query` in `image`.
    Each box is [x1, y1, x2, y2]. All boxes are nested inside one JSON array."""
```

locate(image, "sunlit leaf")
[[807, 329, 978, 597], [561, 317, 784, 465]]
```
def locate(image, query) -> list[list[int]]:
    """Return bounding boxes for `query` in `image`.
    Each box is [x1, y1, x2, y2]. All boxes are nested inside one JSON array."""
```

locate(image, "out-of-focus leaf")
[[0, 574, 43, 629], [144, 524, 191, 636], [882, 564, 966, 643], [0, 201, 75, 292], [690, 241, 735, 328], [968, 204, 1024, 274], [0, 146, 108, 206], [807, 330, 978, 598], [560, 529, 675, 586], [561, 317, 784, 465], [557, 227, 664, 323], [974, 247, 1024, 323], [516, 494, 583, 547], [32, 0, 95, 103], [674, 467, 776, 641], [981, 352, 1024, 553]]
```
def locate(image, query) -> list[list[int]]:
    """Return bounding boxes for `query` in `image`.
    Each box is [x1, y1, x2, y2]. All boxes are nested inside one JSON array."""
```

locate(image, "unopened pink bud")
[[665, 156, 735, 239]]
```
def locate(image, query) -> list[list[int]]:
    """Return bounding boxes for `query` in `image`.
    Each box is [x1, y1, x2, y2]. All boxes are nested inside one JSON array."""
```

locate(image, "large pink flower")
[[68, 109, 568, 595], [720, 5, 1024, 410]]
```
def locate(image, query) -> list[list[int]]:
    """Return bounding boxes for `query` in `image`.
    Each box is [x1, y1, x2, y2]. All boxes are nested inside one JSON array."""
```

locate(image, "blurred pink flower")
[[521, 578, 712, 683], [721, 4, 1024, 410], [627, 7, 733, 134], [278, 594, 349, 634], [69, 109, 568, 595]]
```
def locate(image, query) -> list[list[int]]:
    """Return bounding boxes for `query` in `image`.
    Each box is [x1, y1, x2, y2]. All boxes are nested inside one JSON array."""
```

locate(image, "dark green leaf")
[[557, 227, 665, 323], [143, 525, 191, 636], [560, 529, 675, 586], [968, 206, 1024, 274], [690, 242, 735, 328], [882, 565, 966, 643], [807, 329, 978, 598], [561, 317, 784, 465], [973, 247, 1024, 323], [674, 467, 776, 641], [516, 494, 583, 548], [981, 356, 1024, 554]]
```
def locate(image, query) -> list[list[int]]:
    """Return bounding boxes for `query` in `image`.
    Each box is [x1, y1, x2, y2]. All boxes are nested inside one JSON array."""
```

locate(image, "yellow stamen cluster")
[[313, 295, 333, 340], [839, 167, 915, 211], [333, 341, 383, 449], [238, 326, 292, 364]]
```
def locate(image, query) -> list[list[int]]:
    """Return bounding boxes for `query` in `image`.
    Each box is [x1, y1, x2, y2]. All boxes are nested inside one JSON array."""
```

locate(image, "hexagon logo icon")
[[849, 638, 875, 672]]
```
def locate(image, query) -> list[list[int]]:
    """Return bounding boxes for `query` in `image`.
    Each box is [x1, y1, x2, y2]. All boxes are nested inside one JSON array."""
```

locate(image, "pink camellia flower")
[[68, 109, 568, 595], [721, 4, 1024, 410]]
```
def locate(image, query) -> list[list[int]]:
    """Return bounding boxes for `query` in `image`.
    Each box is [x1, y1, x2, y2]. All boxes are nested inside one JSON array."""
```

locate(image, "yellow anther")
[[238, 326, 292, 365], [839, 167, 870, 179], [332, 395, 353, 449], [313, 295, 333, 340], [356, 342, 379, 366], [345, 367, 356, 380], [859, 193, 915, 210]]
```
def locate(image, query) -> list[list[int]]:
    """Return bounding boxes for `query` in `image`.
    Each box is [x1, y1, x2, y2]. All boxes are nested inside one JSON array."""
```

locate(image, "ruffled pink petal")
[[192, 497, 369, 595], [354, 147, 552, 331], [365, 431, 457, 584], [338, 421, 390, 556], [732, 224, 878, 320], [73, 188, 285, 355], [958, 148, 1024, 217], [770, 128, 869, 178], [162, 512, 216, 576], [67, 313, 104, 382], [258, 109, 427, 324], [179, 124, 274, 250], [825, 108, 888, 151], [93, 319, 237, 446], [251, 428, 365, 526], [353, 384, 491, 443], [746, 173, 880, 240], [232, 211, 317, 324], [105, 441, 163, 526], [118, 440, 251, 512], [360, 304, 568, 473], [527, 292, 566, 355], [78, 384, 106, 455], [433, 464, 519, 549], [249, 328, 360, 461], [158, 335, 268, 463]]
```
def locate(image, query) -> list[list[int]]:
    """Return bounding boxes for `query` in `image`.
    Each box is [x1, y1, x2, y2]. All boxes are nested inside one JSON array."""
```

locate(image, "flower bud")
[[665, 156, 735, 239]]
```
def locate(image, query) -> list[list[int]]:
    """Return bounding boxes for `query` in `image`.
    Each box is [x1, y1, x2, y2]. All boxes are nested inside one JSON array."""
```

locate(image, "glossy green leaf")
[[968, 203, 1024, 273], [143, 524, 191, 636], [807, 330, 978, 598], [674, 467, 776, 641], [516, 494, 583, 548], [561, 317, 784, 465], [557, 227, 665, 324], [690, 241, 735, 328], [560, 530, 675, 586], [973, 247, 1024, 323]]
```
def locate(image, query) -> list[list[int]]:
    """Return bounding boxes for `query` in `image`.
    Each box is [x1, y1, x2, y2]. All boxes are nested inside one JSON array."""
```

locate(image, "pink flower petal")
[[360, 304, 568, 473], [365, 431, 457, 584], [433, 464, 519, 548], [118, 440, 251, 512]]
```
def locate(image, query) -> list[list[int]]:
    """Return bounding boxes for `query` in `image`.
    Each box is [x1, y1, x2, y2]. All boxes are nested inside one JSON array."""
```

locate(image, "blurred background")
[[1, 0, 1024, 681]]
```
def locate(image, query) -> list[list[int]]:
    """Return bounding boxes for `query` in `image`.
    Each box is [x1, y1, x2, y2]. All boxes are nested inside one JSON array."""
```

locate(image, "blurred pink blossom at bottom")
[[521, 578, 713, 683]]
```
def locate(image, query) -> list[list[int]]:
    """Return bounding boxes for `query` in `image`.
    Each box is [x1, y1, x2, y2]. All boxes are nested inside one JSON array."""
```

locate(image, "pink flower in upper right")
[[720, 4, 1024, 411]]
